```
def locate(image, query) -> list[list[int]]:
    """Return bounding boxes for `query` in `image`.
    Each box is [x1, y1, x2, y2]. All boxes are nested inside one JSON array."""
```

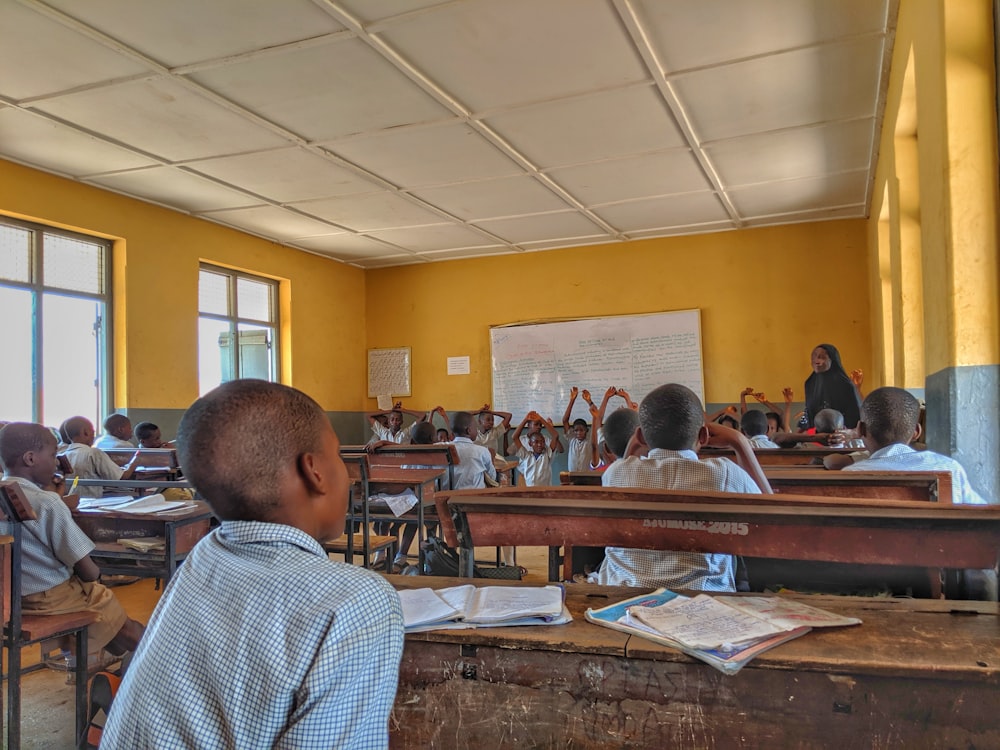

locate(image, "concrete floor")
[[13, 546, 553, 749]]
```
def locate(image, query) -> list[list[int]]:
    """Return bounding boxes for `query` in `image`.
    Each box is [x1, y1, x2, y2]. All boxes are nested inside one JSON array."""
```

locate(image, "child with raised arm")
[[473, 404, 512, 455], [365, 402, 427, 447], [592, 383, 771, 590], [102, 380, 404, 748], [0, 423, 145, 665], [509, 411, 563, 487], [426, 405, 453, 442], [741, 410, 780, 449], [562, 387, 592, 472], [585, 386, 635, 469]]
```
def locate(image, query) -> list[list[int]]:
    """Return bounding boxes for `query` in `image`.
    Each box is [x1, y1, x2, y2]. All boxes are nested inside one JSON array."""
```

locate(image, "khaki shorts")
[[22, 577, 128, 654]]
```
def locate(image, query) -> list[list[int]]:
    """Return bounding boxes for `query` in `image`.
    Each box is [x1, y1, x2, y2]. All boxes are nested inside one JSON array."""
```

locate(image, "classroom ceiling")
[[0, 0, 895, 268]]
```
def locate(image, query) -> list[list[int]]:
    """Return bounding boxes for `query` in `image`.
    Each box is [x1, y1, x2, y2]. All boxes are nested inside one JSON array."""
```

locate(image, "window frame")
[[197, 263, 280, 389], [0, 215, 113, 425]]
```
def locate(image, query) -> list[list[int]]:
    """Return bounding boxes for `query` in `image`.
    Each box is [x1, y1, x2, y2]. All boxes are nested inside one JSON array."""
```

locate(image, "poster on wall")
[[367, 347, 411, 398], [490, 310, 703, 423]]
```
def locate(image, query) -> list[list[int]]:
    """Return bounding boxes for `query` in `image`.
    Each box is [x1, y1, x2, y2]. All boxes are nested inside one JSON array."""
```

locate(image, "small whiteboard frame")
[[367, 347, 412, 398]]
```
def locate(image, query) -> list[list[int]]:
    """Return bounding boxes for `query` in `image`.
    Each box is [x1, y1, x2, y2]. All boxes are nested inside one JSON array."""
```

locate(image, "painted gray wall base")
[[925, 365, 1000, 504]]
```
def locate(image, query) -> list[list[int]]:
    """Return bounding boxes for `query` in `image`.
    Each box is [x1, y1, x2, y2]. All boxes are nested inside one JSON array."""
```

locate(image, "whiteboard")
[[367, 347, 411, 398], [490, 310, 704, 424]]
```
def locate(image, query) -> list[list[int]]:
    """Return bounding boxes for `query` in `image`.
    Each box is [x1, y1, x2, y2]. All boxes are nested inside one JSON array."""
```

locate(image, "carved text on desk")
[[642, 519, 750, 535]]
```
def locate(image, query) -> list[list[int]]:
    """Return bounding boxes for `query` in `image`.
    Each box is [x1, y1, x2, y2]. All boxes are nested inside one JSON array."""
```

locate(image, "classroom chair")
[[322, 533, 398, 571], [1, 481, 93, 750]]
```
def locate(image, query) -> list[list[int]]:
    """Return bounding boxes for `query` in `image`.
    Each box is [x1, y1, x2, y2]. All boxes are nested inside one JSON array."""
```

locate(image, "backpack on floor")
[[421, 537, 522, 580]]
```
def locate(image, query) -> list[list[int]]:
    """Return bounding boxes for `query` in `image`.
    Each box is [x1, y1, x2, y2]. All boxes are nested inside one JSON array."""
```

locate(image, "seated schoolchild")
[[592, 384, 770, 590], [133, 421, 174, 449], [741, 410, 779, 449], [365, 404, 427, 447], [102, 380, 404, 748], [59, 416, 143, 498], [0, 423, 145, 664], [509, 412, 563, 487], [473, 405, 512, 455], [94, 414, 134, 450]]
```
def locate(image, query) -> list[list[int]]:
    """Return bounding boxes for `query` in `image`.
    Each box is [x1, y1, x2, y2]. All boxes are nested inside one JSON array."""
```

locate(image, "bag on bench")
[[421, 537, 522, 580]]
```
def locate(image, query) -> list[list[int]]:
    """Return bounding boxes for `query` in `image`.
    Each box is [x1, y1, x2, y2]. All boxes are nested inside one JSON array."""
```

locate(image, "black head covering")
[[803, 343, 861, 428]]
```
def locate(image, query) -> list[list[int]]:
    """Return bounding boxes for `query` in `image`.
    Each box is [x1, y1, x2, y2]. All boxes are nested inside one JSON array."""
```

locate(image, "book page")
[[628, 594, 791, 650], [714, 596, 862, 629], [466, 585, 564, 624], [398, 587, 465, 628]]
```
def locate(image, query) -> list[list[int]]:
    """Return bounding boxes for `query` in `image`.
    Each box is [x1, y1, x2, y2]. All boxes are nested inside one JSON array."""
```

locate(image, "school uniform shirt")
[[514, 444, 554, 487], [101, 520, 404, 750], [593, 448, 762, 591], [371, 422, 412, 445], [449, 437, 497, 490], [94, 434, 134, 450], [844, 443, 988, 504], [61, 442, 124, 498], [747, 434, 780, 449], [567, 436, 590, 472], [0, 475, 95, 595], [474, 422, 507, 454]]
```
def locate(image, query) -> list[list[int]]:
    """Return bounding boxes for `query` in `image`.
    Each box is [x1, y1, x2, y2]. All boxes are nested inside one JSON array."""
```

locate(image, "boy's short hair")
[[765, 411, 781, 426], [177, 380, 328, 521], [639, 384, 704, 451], [814, 409, 845, 433], [602, 408, 640, 458], [410, 421, 436, 444], [60, 416, 90, 443], [0, 422, 54, 471], [861, 387, 920, 446], [103, 414, 130, 432], [451, 411, 475, 438], [740, 410, 769, 437], [571, 418, 588, 429], [134, 422, 159, 441]]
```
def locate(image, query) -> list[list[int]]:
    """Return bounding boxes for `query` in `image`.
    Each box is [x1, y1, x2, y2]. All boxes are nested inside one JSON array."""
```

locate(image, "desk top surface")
[[390, 576, 1000, 683], [367, 467, 446, 484], [73, 500, 213, 522]]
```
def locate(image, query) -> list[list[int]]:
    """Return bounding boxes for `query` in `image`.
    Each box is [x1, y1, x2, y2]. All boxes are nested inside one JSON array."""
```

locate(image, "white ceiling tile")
[[410, 175, 569, 220], [32, 78, 288, 161], [329, 123, 522, 188], [291, 233, 398, 258], [415, 246, 514, 261], [675, 36, 886, 142], [42, 0, 345, 67], [335, 1, 445, 25], [518, 237, 614, 252], [473, 212, 608, 245], [290, 192, 444, 231], [0, 2, 151, 101], [362, 223, 498, 253], [0, 108, 158, 175], [199, 205, 342, 240], [380, 0, 649, 111], [188, 38, 452, 141], [705, 119, 875, 187], [728, 170, 870, 217], [484, 86, 685, 167], [86, 167, 259, 212], [351, 254, 426, 269], [547, 150, 709, 206], [186, 149, 377, 203], [593, 192, 730, 232], [635, 0, 888, 72]]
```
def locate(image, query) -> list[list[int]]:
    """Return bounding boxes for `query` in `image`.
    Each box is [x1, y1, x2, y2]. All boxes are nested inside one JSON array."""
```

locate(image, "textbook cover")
[[584, 588, 811, 676]]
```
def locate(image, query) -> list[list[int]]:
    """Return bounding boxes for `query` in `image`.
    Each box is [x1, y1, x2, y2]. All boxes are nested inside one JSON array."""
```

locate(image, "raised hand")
[[569, 386, 579, 399], [581, 389, 592, 403], [741, 386, 754, 396], [752, 392, 767, 403], [782, 387, 794, 402], [850, 369, 864, 387]]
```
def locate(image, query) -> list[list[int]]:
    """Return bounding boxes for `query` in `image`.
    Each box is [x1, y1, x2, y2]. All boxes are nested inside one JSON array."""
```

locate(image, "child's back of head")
[[602, 408, 640, 458], [639, 384, 704, 451], [740, 410, 769, 438], [177, 379, 331, 522], [410, 421, 436, 444], [60, 416, 93, 445], [814, 408, 845, 433], [860, 387, 920, 447]]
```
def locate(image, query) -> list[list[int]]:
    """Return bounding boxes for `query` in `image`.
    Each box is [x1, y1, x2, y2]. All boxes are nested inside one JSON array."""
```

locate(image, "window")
[[198, 265, 279, 395], [0, 218, 111, 430]]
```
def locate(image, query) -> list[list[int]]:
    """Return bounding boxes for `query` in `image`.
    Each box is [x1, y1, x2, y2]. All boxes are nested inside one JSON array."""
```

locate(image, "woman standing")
[[804, 343, 862, 428]]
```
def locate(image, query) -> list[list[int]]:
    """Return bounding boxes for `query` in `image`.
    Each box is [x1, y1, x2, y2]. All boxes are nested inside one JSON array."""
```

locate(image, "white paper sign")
[[447, 356, 470, 375]]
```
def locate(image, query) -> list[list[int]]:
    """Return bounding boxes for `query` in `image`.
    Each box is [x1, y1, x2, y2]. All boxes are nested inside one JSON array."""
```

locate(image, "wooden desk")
[[72, 501, 213, 584], [766, 470, 952, 501], [437, 487, 1000, 590], [702, 446, 859, 466], [366, 467, 445, 573], [389, 577, 1000, 748]]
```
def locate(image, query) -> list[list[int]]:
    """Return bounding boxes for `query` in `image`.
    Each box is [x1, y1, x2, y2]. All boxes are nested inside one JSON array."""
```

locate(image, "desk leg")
[[548, 547, 562, 582], [416, 486, 425, 575], [458, 547, 475, 578], [165, 522, 177, 585]]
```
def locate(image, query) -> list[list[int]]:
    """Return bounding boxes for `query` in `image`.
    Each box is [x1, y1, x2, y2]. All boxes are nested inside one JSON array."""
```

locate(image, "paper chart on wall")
[[367, 347, 411, 398], [490, 310, 703, 423]]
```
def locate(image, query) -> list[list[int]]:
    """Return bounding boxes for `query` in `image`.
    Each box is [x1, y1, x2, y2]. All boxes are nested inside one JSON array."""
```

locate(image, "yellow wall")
[[869, 0, 999, 377], [367, 221, 871, 410], [0, 159, 366, 411]]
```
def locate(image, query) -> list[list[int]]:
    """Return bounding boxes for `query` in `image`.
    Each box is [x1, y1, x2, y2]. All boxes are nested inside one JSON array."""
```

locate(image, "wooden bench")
[[342, 443, 459, 489], [435, 486, 1000, 597], [702, 446, 859, 466]]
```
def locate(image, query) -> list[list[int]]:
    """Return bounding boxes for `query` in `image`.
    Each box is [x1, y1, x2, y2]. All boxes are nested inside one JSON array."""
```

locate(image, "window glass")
[[236, 277, 273, 322], [43, 234, 104, 294], [198, 317, 231, 396], [42, 292, 102, 429], [0, 225, 31, 283], [0, 286, 34, 422], [198, 269, 229, 316]]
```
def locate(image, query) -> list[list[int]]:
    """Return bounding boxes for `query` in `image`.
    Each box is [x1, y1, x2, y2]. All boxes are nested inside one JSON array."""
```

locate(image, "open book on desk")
[[586, 589, 860, 675], [399, 584, 571, 632], [78, 493, 192, 514]]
